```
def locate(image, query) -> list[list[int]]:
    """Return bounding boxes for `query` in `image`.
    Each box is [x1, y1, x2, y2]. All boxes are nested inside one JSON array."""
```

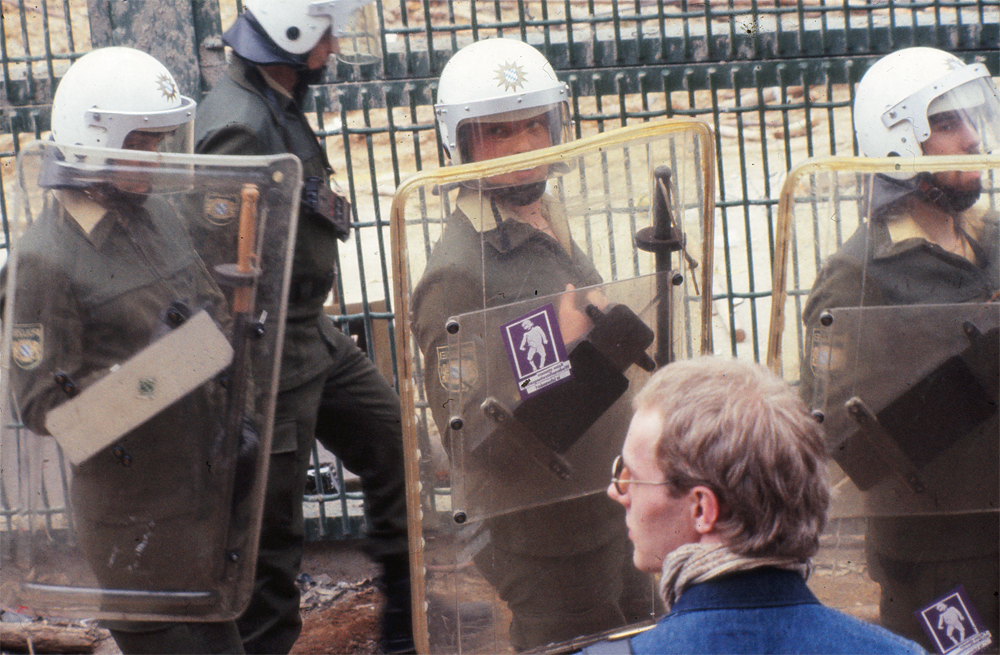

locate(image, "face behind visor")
[[435, 38, 575, 201], [455, 104, 572, 199]]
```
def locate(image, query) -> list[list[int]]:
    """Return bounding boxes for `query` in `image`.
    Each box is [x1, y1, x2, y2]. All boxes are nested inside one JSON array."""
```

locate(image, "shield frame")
[[0, 142, 302, 622], [764, 152, 1000, 635], [390, 118, 716, 653]]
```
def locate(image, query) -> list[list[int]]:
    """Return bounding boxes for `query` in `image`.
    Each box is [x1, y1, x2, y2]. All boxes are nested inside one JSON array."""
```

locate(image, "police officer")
[[4, 47, 251, 654], [411, 38, 656, 651], [803, 47, 1000, 647], [193, 2, 412, 653]]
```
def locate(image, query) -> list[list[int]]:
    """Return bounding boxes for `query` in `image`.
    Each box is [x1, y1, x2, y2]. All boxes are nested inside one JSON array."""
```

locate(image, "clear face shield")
[[311, 0, 381, 65], [105, 124, 197, 195], [41, 142, 198, 197], [924, 77, 1000, 157], [454, 103, 574, 195], [84, 95, 196, 154], [124, 121, 196, 156], [43, 100, 198, 195]]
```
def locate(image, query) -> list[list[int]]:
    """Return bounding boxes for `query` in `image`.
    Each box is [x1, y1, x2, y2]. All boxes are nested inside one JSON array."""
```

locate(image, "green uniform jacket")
[[7, 190, 240, 594], [193, 56, 409, 653], [411, 191, 629, 556], [803, 210, 999, 321], [802, 204, 999, 561], [194, 55, 340, 393]]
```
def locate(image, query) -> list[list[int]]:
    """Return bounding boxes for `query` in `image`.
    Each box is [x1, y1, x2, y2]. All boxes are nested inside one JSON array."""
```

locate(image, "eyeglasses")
[[611, 454, 671, 495]]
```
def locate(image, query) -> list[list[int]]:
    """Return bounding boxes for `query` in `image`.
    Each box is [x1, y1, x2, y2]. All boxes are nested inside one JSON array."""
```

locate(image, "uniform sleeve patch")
[[203, 192, 240, 226], [12, 324, 44, 370], [437, 341, 478, 392]]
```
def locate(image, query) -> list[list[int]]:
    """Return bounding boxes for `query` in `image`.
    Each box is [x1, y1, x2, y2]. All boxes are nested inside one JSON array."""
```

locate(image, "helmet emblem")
[[943, 56, 965, 72], [156, 73, 178, 101], [494, 61, 528, 92]]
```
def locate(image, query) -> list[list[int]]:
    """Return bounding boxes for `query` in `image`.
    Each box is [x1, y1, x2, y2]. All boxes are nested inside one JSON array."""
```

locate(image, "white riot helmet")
[[853, 47, 1000, 169], [235, 0, 380, 65], [435, 38, 573, 165], [51, 47, 196, 153]]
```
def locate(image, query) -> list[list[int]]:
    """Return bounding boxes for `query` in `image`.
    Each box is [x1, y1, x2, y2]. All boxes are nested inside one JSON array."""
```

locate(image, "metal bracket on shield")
[[480, 397, 573, 479]]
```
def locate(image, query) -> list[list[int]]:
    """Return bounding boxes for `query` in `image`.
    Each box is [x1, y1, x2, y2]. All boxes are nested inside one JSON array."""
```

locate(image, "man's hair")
[[634, 356, 830, 561]]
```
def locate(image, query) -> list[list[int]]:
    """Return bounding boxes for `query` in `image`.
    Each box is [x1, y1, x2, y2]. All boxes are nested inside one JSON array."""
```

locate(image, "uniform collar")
[[455, 185, 572, 254], [229, 55, 333, 174], [55, 189, 110, 240], [881, 200, 989, 265], [257, 65, 295, 103], [230, 56, 293, 109]]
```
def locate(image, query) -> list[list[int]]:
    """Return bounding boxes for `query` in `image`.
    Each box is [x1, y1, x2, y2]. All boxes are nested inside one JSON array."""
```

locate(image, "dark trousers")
[[238, 325, 407, 655], [106, 324, 406, 655], [474, 530, 658, 651]]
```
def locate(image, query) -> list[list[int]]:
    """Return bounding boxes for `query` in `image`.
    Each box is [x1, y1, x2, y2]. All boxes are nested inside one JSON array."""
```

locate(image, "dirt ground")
[[288, 541, 383, 655], [45, 540, 384, 655]]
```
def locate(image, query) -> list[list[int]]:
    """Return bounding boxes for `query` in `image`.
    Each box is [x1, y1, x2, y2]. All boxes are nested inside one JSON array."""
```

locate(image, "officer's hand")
[[557, 283, 608, 344]]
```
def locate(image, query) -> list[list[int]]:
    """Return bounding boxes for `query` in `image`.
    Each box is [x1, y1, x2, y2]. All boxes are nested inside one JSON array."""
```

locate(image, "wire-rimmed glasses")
[[611, 454, 671, 495]]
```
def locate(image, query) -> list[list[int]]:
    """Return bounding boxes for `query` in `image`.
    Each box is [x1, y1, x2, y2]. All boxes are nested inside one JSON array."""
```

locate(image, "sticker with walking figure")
[[917, 585, 994, 655], [501, 303, 572, 400]]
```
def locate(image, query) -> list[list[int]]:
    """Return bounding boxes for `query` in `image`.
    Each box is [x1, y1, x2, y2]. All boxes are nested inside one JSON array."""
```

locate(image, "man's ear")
[[689, 485, 720, 535]]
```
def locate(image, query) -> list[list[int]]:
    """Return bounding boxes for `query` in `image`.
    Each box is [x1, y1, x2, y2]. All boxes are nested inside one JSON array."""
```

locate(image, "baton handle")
[[234, 184, 259, 314]]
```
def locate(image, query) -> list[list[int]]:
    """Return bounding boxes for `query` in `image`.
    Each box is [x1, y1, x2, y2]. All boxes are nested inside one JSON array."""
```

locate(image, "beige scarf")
[[659, 542, 810, 612]]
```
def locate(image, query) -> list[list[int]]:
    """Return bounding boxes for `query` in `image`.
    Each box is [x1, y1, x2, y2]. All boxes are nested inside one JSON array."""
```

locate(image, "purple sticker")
[[501, 303, 572, 400], [916, 585, 994, 654]]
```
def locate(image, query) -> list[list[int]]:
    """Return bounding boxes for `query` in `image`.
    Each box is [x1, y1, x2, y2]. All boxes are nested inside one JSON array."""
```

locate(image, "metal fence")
[[3, 0, 999, 541]]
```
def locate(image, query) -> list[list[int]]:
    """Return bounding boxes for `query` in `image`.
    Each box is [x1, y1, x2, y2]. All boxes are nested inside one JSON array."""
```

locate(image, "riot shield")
[[0, 141, 301, 621], [767, 154, 999, 651], [391, 119, 716, 653]]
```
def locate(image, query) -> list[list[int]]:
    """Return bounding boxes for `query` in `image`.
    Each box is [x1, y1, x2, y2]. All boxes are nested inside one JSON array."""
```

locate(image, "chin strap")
[[88, 182, 149, 209], [490, 180, 547, 207], [871, 173, 981, 220], [916, 173, 982, 213]]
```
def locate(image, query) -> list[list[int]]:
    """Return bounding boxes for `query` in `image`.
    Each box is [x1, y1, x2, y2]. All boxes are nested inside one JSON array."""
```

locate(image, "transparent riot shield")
[[0, 141, 301, 622], [767, 155, 999, 651], [391, 120, 716, 653]]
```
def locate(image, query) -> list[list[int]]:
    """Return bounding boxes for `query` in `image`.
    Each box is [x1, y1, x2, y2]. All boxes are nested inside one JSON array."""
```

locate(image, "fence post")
[[84, 0, 223, 100]]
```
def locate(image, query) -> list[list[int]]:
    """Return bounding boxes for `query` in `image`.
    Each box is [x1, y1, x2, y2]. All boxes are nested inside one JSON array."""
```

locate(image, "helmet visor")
[[310, 1, 380, 65], [84, 95, 196, 151], [925, 77, 1000, 156], [455, 103, 574, 189], [43, 142, 197, 195], [122, 121, 195, 157]]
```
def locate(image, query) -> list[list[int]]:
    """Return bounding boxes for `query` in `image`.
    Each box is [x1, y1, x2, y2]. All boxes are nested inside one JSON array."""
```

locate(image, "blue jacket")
[[583, 568, 925, 654]]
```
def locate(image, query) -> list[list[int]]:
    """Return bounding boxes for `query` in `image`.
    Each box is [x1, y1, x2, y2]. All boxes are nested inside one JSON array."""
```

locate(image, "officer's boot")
[[378, 553, 415, 654]]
